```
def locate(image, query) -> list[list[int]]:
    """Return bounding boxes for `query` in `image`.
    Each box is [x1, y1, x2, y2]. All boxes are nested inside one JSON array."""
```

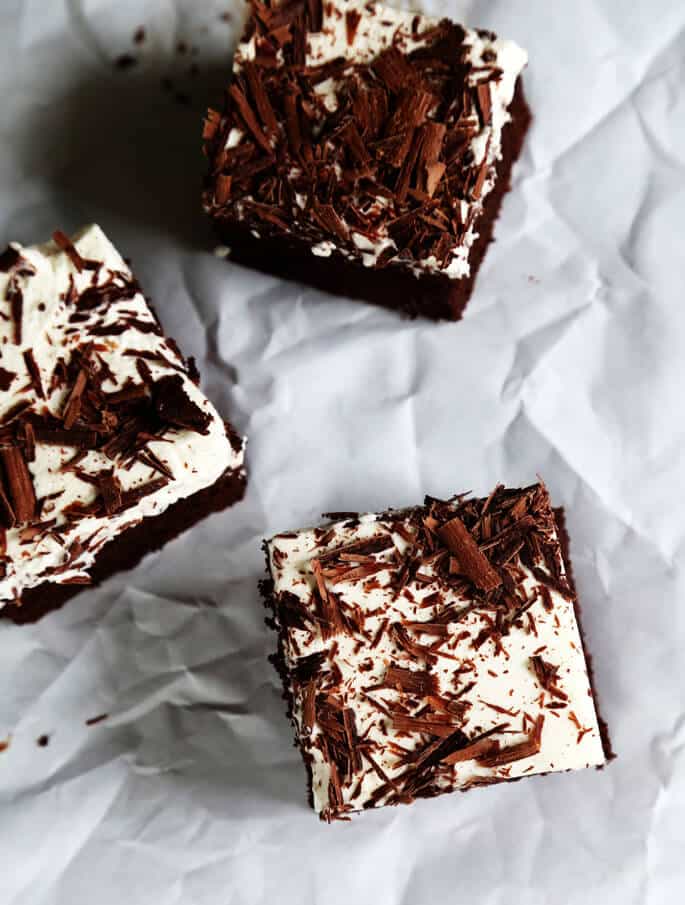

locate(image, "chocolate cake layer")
[[204, 0, 530, 320], [262, 481, 611, 821], [0, 226, 246, 619]]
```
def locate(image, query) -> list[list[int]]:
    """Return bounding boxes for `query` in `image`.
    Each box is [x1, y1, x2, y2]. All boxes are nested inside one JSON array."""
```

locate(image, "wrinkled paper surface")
[[1, 1, 684, 902]]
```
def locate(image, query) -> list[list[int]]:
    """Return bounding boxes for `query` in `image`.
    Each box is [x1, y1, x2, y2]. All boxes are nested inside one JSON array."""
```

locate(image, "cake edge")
[[554, 507, 615, 763], [261, 539, 318, 813]]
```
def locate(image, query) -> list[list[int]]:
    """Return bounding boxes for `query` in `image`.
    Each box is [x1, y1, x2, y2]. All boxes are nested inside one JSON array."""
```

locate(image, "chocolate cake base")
[[2, 463, 246, 625], [212, 81, 531, 322]]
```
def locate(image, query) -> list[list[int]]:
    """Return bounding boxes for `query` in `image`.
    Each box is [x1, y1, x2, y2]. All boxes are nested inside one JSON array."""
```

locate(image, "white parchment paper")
[[1, 1, 684, 902]]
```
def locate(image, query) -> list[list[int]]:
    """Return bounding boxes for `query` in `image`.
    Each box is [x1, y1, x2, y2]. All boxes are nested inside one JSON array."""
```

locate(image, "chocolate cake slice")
[[0, 225, 245, 622], [262, 481, 611, 821], [203, 0, 530, 320]]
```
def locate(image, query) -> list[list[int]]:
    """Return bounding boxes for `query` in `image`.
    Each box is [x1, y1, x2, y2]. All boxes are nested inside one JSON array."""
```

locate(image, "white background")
[[1, 1, 684, 902]]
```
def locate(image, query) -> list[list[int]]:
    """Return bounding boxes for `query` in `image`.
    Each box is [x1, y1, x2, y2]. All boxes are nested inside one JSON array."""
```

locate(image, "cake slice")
[[203, 0, 530, 320], [262, 482, 611, 821], [0, 225, 245, 622]]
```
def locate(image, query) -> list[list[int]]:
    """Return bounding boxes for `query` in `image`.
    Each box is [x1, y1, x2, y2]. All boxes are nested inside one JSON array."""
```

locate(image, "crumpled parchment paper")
[[1, 1, 684, 903]]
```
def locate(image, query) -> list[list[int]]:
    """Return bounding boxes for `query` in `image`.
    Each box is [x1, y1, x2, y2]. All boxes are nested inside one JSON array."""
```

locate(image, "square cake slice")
[[263, 482, 611, 821], [203, 0, 530, 320], [0, 225, 245, 622]]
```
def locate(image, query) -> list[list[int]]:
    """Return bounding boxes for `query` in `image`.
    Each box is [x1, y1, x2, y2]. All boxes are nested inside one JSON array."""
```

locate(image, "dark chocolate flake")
[[345, 8, 361, 45], [291, 650, 327, 684], [0, 247, 21, 272], [383, 665, 437, 696], [152, 374, 212, 435], [228, 83, 272, 153], [7, 281, 23, 345], [118, 477, 169, 512], [62, 370, 88, 429], [85, 713, 109, 726], [530, 655, 568, 701], [0, 446, 36, 524], [476, 82, 492, 125], [22, 349, 44, 399], [477, 715, 544, 767], [76, 275, 139, 311], [438, 516, 501, 592], [52, 231, 98, 273], [97, 471, 122, 516], [0, 367, 16, 391]]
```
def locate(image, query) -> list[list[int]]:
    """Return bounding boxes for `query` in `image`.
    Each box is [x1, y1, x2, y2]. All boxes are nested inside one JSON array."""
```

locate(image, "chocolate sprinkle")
[[438, 515, 502, 591], [0, 447, 36, 524]]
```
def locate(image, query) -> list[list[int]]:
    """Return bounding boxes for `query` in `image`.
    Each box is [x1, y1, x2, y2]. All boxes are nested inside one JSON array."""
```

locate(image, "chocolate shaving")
[[417, 121, 446, 197], [372, 47, 416, 93], [0, 446, 36, 523], [8, 281, 23, 345], [291, 650, 326, 684], [530, 655, 568, 701], [277, 590, 314, 631], [531, 567, 573, 601], [384, 666, 437, 696], [63, 369, 88, 429], [0, 247, 21, 272], [85, 713, 108, 726], [302, 682, 317, 731], [391, 622, 437, 665], [476, 82, 492, 124], [152, 375, 211, 434], [52, 231, 91, 272], [76, 275, 138, 311], [391, 712, 459, 738], [411, 724, 471, 773], [244, 61, 279, 134], [22, 350, 44, 399], [1, 400, 31, 426], [311, 202, 349, 241], [317, 534, 393, 563], [0, 476, 16, 528], [441, 726, 506, 765], [476, 715, 544, 767], [33, 425, 99, 449], [438, 516, 501, 591], [97, 471, 122, 515], [305, 0, 323, 32], [228, 83, 272, 153], [118, 477, 168, 512]]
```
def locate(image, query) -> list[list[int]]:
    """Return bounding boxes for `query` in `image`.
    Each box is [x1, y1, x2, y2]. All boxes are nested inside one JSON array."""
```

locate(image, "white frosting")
[[311, 241, 335, 257], [229, 0, 528, 280], [351, 231, 396, 267], [267, 498, 606, 816], [0, 225, 244, 604], [225, 127, 245, 149]]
